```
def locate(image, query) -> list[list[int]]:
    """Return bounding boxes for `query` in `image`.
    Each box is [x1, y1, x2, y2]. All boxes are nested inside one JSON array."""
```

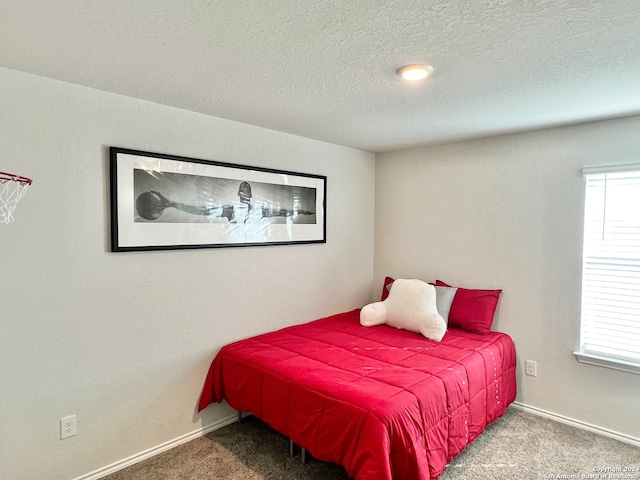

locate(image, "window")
[[575, 164, 640, 374]]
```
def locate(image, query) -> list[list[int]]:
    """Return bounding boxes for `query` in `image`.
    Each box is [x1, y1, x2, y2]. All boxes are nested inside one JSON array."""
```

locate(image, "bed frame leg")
[[288, 439, 308, 464], [237, 411, 243, 424]]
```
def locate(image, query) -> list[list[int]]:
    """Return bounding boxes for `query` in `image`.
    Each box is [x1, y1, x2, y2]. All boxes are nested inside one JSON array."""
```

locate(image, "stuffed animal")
[[360, 278, 447, 341]]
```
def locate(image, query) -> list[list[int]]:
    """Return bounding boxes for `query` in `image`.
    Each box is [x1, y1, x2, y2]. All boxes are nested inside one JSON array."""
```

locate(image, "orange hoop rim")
[[0, 171, 32, 186]]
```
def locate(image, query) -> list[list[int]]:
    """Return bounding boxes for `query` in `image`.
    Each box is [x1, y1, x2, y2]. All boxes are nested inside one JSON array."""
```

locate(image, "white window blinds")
[[580, 164, 640, 367]]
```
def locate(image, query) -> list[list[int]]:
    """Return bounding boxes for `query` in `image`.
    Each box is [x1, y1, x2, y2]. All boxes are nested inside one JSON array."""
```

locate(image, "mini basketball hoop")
[[0, 171, 32, 224]]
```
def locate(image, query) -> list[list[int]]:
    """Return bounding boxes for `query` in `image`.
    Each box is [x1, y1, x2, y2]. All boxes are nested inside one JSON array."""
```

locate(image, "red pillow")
[[381, 276, 395, 300], [435, 280, 502, 335]]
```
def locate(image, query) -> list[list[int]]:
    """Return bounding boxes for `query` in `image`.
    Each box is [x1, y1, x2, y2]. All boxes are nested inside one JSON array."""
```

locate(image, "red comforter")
[[199, 309, 516, 480]]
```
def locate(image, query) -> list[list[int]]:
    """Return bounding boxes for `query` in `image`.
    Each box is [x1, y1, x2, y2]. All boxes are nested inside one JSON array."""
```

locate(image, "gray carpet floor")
[[102, 407, 640, 480]]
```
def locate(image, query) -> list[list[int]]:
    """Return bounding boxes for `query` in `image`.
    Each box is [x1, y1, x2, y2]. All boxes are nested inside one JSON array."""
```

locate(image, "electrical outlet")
[[60, 415, 76, 440], [525, 360, 537, 377]]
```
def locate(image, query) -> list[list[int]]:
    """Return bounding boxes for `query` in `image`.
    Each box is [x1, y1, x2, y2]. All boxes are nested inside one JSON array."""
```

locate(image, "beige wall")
[[0, 67, 375, 480], [375, 115, 640, 442]]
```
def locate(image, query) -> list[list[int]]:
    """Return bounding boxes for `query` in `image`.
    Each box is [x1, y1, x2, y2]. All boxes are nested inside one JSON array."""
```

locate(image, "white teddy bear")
[[360, 278, 447, 341]]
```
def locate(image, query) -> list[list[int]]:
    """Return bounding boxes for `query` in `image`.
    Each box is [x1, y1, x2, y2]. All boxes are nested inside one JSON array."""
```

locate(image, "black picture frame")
[[109, 147, 327, 252]]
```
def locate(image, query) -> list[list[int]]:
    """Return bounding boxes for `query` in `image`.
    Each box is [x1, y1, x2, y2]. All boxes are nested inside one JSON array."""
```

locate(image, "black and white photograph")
[[110, 148, 326, 251]]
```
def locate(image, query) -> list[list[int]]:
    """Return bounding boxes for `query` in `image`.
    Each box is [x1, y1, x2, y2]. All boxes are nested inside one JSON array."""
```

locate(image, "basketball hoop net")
[[0, 171, 32, 224]]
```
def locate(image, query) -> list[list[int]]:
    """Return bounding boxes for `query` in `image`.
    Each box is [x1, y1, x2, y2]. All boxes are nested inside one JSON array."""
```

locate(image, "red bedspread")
[[199, 309, 516, 480]]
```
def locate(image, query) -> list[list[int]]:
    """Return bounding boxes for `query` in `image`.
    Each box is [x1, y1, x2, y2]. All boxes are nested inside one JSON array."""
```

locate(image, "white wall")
[[0, 67, 375, 480], [375, 115, 640, 442]]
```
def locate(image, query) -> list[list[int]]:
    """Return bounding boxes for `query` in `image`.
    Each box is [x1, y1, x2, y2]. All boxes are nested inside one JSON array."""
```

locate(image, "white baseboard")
[[510, 402, 640, 448], [72, 413, 240, 480]]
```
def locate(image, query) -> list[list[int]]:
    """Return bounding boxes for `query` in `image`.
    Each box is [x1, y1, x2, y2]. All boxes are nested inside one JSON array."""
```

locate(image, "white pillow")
[[361, 278, 447, 341]]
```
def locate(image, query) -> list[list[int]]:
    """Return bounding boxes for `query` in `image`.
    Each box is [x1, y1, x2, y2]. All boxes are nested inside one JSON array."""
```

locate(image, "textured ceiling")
[[1, 1, 639, 153]]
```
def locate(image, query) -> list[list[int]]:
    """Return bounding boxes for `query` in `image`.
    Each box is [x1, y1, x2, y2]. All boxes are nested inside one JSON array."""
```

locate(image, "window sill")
[[574, 351, 640, 375]]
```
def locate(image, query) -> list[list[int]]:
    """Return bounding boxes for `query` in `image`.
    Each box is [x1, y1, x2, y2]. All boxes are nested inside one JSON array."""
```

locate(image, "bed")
[[198, 306, 517, 480]]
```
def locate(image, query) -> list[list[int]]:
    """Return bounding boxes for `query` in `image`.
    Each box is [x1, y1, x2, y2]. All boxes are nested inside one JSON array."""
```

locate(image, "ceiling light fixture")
[[396, 64, 433, 81]]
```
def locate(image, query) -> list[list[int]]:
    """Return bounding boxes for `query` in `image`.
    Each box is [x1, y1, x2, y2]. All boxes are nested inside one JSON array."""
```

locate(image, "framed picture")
[[109, 147, 326, 252]]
